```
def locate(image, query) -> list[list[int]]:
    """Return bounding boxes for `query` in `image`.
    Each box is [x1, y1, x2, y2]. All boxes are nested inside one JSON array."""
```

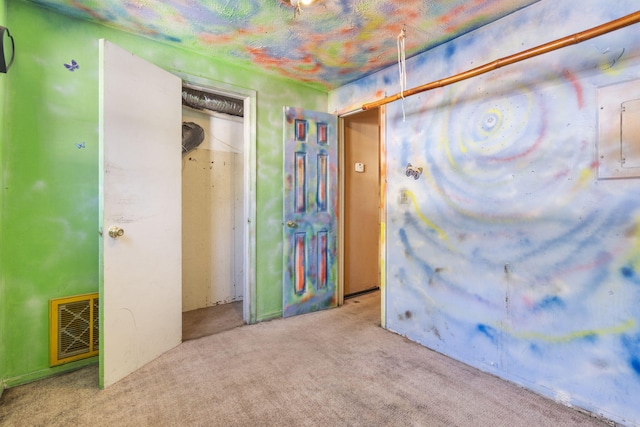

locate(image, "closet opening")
[[181, 84, 246, 340], [340, 107, 382, 300]]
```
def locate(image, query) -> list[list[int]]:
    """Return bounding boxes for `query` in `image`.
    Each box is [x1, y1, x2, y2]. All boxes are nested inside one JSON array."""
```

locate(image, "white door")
[[99, 40, 182, 388]]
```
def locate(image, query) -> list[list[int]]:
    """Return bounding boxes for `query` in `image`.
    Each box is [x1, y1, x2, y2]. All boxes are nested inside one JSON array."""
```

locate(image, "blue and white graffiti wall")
[[330, 0, 640, 425]]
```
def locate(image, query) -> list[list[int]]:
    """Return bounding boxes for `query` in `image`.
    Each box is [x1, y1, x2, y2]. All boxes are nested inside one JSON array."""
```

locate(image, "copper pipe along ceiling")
[[362, 10, 640, 111]]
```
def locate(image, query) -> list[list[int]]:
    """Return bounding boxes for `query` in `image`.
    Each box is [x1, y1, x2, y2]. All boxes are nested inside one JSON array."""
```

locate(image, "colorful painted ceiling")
[[26, 0, 541, 90]]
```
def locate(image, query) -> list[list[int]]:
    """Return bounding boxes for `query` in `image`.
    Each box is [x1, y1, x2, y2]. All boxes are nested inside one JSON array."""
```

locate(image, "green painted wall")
[[0, 0, 326, 387], [0, 0, 7, 395]]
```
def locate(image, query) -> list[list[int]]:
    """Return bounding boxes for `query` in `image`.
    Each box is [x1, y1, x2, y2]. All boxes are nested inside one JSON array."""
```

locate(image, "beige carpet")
[[0, 291, 611, 427]]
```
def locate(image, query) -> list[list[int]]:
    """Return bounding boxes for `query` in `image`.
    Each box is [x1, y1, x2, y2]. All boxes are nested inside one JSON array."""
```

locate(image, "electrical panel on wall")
[[598, 79, 640, 179]]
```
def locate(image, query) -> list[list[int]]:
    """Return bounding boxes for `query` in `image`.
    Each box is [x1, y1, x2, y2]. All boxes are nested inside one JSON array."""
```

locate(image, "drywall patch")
[[598, 78, 640, 179]]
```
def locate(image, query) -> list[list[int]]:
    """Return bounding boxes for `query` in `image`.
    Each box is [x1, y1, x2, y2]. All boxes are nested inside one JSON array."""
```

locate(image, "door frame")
[[175, 71, 257, 324], [338, 106, 386, 327]]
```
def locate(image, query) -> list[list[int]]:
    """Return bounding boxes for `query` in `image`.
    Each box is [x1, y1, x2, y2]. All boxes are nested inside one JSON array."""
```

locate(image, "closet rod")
[[362, 10, 640, 111]]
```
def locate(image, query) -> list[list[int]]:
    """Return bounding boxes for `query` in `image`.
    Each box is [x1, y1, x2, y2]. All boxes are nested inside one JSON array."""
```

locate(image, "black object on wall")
[[0, 26, 15, 73], [182, 122, 205, 155]]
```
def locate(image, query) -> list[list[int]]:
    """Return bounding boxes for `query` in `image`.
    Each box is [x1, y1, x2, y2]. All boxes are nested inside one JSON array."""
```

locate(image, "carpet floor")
[[0, 291, 612, 427]]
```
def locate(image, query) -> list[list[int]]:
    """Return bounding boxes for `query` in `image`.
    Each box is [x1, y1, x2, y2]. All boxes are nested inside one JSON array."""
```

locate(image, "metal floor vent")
[[49, 293, 99, 366]]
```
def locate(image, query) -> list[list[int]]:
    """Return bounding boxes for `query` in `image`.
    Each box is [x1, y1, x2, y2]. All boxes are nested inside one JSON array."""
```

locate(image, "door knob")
[[286, 221, 298, 229], [108, 226, 125, 238]]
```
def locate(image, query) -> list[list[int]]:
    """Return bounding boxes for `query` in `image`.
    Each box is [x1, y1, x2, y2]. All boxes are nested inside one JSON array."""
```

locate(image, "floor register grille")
[[49, 293, 99, 366]]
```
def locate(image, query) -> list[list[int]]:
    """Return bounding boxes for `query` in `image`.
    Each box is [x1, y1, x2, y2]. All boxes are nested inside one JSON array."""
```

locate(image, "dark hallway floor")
[[182, 300, 243, 341]]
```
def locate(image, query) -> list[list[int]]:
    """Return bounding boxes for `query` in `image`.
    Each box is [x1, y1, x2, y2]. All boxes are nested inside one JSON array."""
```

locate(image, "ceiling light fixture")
[[290, 0, 316, 17]]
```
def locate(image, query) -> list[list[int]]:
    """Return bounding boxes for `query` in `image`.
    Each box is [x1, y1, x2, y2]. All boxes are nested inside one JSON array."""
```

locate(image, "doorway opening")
[[180, 84, 247, 340], [340, 107, 382, 303]]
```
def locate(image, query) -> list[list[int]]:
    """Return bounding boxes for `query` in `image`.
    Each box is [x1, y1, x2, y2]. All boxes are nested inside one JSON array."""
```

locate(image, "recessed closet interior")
[[181, 86, 245, 337]]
